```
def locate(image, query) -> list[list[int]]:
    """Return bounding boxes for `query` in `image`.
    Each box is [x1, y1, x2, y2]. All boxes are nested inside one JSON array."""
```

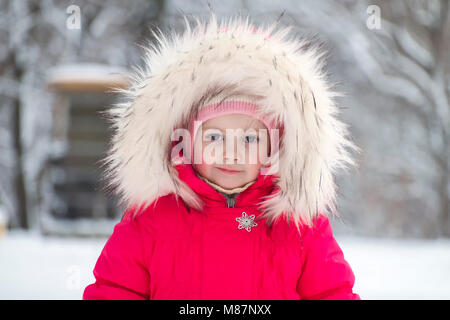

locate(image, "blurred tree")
[[0, 0, 64, 229], [333, 0, 450, 236], [379, 0, 449, 236], [0, 0, 165, 229]]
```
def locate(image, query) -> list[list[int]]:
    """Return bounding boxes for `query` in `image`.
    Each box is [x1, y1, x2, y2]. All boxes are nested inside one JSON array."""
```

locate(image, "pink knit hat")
[[188, 98, 279, 164]]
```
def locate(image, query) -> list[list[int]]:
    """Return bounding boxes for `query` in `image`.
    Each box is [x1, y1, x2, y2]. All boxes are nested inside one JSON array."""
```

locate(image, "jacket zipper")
[[223, 193, 238, 208]]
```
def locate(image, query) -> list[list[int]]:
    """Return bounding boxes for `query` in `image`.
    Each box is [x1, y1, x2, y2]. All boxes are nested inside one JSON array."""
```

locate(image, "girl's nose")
[[223, 137, 245, 164]]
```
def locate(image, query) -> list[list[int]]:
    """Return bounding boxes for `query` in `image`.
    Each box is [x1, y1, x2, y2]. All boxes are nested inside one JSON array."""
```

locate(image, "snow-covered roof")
[[47, 63, 130, 92]]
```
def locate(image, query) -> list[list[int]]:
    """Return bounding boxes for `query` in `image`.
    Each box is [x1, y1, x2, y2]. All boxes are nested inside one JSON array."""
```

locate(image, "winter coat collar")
[[196, 173, 257, 196], [175, 163, 277, 210]]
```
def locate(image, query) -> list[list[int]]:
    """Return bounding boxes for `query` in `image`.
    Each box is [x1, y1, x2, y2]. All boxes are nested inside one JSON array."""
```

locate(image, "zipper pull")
[[225, 193, 237, 208]]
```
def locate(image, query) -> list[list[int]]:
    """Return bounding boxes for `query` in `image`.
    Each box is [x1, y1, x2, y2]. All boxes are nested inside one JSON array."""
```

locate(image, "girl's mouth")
[[216, 167, 242, 174]]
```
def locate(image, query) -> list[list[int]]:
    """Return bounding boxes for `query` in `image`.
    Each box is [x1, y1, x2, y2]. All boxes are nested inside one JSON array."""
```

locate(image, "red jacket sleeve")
[[83, 215, 151, 300], [296, 215, 360, 300]]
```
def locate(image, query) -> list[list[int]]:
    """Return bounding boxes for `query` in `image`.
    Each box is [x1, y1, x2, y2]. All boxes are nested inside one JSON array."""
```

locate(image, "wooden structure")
[[44, 64, 129, 235]]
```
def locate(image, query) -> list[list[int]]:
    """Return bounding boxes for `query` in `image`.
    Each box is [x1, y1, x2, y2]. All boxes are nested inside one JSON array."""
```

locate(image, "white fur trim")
[[100, 13, 361, 231]]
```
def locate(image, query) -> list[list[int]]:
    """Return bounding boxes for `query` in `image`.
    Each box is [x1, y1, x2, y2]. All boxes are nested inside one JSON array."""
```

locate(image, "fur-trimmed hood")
[[101, 13, 360, 230]]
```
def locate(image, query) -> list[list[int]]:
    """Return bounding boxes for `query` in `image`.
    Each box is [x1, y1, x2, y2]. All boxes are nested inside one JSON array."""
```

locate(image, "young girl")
[[83, 14, 361, 300]]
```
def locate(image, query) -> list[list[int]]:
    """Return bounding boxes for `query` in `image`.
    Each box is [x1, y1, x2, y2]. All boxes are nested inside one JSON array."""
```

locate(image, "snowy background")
[[1, 0, 449, 300]]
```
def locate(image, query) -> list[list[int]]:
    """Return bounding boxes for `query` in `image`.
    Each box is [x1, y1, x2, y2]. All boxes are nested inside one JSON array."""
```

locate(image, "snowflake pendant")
[[235, 212, 258, 232]]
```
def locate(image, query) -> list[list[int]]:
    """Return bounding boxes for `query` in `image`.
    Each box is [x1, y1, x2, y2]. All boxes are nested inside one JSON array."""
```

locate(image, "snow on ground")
[[336, 235, 450, 299], [0, 230, 107, 300], [1, 230, 450, 300]]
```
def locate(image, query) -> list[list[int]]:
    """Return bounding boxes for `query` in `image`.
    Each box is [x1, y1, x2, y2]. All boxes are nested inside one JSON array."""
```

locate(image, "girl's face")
[[193, 114, 270, 190]]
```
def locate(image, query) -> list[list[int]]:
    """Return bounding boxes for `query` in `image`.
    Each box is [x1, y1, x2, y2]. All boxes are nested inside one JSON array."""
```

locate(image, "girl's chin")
[[213, 176, 251, 190], [217, 183, 245, 190]]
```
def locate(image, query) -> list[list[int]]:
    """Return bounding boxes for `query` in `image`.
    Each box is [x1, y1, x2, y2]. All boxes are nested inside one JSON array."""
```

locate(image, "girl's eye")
[[243, 135, 259, 143], [205, 133, 223, 141]]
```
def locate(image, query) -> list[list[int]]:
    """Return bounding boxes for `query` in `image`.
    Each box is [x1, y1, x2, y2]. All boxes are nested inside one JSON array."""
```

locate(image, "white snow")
[[0, 230, 107, 300], [336, 235, 450, 299], [1, 230, 449, 300]]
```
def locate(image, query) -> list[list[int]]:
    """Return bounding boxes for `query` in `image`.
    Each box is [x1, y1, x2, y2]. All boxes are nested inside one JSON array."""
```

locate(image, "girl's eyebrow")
[[202, 126, 262, 133], [202, 126, 225, 132]]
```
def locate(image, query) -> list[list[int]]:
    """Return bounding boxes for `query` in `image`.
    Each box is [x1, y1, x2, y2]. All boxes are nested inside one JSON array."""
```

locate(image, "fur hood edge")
[[100, 13, 361, 231]]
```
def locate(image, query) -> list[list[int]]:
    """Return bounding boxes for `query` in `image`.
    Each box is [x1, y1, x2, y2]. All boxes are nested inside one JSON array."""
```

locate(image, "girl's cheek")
[[250, 141, 269, 165], [202, 141, 221, 165], [260, 136, 271, 162]]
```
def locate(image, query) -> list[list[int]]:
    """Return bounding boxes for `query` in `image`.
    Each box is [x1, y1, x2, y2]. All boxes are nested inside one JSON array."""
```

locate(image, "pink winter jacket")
[[83, 163, 360, 300]]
